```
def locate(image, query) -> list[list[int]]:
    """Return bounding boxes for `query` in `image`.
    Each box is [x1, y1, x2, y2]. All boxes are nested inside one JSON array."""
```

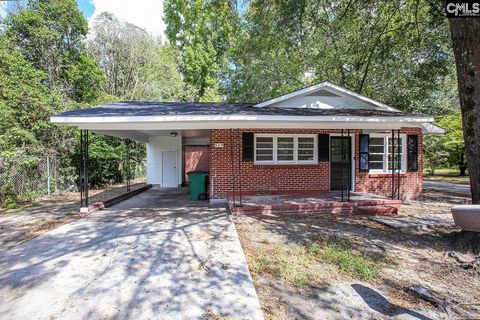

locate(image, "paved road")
[[0, 189, 264, 320], [423, 179, 471, 196]]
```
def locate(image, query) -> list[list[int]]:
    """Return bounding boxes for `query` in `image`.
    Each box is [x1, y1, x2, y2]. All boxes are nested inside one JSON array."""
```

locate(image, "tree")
[[448, 18, 480, 203], [89, 12, 192, 101], [0, 37, 72, 159], [424, 135, 449, 176], [225, 0, 455, 117], [437, 114, 466, 175], [5, 0, 104, 103], [164, 0, 239, 101]]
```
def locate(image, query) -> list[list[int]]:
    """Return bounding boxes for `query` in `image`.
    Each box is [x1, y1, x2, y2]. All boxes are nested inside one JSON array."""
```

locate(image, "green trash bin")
[[187, 171, 209, 200]]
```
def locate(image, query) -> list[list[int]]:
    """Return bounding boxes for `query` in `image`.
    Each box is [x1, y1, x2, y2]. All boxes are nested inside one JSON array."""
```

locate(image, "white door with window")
[[162, 151, 177, 187]]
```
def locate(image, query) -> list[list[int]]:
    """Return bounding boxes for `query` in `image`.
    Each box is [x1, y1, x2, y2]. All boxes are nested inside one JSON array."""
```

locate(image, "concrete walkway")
[[424, 180, 471, 196], [0, 189, 264, 320]]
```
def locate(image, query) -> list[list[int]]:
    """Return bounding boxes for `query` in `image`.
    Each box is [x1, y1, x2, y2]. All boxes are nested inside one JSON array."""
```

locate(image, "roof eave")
[[50, 114, 434, 124]]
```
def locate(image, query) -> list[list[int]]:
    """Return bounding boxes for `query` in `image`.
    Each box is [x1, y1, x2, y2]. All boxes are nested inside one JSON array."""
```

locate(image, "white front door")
[[162, 151, 177, 187]]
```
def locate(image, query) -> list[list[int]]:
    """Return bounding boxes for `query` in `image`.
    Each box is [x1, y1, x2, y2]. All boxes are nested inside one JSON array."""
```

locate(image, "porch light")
[[170, 132, 178, 137]]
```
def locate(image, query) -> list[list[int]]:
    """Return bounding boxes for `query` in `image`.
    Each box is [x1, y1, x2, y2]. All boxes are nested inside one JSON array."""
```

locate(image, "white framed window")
[[369, 134, 406, 173], [254, 134, 317, 164]]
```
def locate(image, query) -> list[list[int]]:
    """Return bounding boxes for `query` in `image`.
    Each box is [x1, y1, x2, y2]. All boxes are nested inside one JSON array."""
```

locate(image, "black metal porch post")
[[80, 129, 89, 208], [391, 130, 395, 199], [125, 139, 131, 192], [341, 129, 345, 202], [347, 129, 351, 202], [397, 129, 401, 200]]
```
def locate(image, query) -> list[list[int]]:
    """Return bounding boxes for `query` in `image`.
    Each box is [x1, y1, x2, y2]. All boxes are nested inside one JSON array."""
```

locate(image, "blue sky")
[[77, 0, 95, 20]]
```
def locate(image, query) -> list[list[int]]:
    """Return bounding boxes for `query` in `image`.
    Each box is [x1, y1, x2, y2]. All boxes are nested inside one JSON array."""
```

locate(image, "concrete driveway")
[[0, 189, 264, 320]]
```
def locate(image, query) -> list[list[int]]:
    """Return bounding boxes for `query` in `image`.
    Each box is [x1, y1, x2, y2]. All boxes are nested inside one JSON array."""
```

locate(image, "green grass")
[[250, 240, 384, 288], [423, 167, 470, 185], [252, 244, 318, 288], [322, 244, 383, 279]]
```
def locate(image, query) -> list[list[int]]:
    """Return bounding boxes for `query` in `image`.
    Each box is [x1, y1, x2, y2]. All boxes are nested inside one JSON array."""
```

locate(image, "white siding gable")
[[265, 93, 378, 110], [253, 81, 400, 112]]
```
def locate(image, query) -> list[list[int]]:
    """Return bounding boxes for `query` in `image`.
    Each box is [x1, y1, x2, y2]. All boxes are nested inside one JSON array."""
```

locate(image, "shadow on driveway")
[[0, 188, 263, 319]]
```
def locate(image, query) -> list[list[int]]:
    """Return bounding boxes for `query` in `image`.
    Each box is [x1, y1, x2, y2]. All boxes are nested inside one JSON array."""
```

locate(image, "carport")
[[76, 127, 210, 209], [51, 102, 217, 210]]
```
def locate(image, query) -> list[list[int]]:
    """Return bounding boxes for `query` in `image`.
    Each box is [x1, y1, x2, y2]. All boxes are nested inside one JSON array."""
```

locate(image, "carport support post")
[[125, 139, 131, 192], [79, 129, 89, 211]]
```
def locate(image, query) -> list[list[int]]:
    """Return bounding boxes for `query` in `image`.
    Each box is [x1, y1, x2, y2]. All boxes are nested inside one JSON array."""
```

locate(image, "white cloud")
[[89, 0, 165, 38]]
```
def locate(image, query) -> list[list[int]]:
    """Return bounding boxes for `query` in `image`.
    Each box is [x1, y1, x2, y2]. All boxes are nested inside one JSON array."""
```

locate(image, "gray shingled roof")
[[54, 101, 425, 118]]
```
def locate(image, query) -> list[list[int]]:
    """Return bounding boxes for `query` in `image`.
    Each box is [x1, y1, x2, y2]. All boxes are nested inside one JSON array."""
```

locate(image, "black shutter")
[[359, 134, 370, 172], [318, 134, 329, 162], [407, 134, 418, 172], [242, 132, 254, 162]]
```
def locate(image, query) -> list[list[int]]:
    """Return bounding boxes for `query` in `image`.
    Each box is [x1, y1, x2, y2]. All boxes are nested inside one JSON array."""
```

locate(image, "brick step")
[[354, 205, 398, 216], [229, 200, 400, 215]]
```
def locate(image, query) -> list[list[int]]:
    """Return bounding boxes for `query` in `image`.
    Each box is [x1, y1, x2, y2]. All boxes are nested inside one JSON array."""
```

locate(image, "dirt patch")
[[234, 190, 479, 320], [401, 189, 471, 216], [0, 180, 146, 250]]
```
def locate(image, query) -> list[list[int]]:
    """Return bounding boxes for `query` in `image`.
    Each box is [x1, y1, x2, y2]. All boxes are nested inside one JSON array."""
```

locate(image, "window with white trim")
[[254, 134, 317, 164], [369, 135, 405, 173]]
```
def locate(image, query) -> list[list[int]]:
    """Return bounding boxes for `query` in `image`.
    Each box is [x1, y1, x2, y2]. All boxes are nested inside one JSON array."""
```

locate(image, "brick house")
[[51, 82, 444, 208]]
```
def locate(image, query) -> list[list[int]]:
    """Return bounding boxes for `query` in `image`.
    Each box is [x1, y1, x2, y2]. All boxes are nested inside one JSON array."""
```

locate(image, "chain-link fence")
[[0, 155, 146, 209]]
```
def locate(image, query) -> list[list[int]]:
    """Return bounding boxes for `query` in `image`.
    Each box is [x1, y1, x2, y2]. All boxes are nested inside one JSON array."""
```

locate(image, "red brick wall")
[[209, 128, 423, 200], [184, 145, 210, 183]]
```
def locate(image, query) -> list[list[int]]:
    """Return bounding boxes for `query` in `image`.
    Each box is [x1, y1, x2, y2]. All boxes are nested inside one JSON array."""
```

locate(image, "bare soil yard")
[[0, 180, 146, 249], [234, 190, 479, 320]]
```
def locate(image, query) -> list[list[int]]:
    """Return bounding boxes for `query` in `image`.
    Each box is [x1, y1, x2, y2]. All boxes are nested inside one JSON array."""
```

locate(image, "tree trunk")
[[448, 18, 480, 204], [459, 153, 467, 176]]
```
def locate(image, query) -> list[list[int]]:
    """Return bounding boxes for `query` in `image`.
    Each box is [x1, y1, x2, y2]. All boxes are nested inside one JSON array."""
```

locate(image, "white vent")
[[305, 89, 340, 97]]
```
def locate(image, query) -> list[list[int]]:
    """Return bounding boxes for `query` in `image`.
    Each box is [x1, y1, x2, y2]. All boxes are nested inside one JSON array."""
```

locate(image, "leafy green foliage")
[[0, 2, 195, 202], [424, 114, 466, 175], [437, 114, 466, 174], [0, 37, 71, 159], [164, 0, 239, 101], [5, 0, 104, 102], [224, 1, 456, 115], [89, 12, 193, 101], [423, 135, 450, 175]]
